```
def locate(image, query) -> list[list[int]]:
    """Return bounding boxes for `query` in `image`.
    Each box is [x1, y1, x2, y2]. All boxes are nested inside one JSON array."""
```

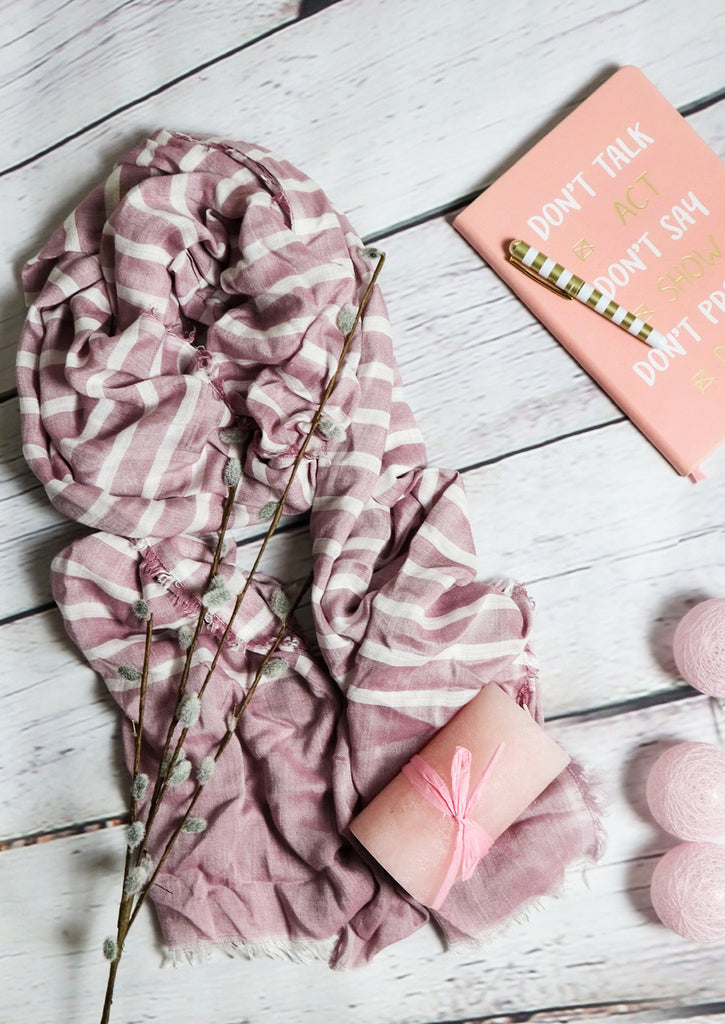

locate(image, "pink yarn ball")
[[646, 742, 725, 841], [650, 842, 725, 942], [673, 599, 725, 699]]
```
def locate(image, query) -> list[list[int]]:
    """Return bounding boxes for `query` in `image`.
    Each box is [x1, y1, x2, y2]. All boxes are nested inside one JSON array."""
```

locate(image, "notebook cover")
[[453, 65, 725, 479]]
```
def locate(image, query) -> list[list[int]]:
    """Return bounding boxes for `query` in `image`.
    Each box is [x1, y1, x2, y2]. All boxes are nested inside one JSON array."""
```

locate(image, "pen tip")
[[648, 330, 668, 350]]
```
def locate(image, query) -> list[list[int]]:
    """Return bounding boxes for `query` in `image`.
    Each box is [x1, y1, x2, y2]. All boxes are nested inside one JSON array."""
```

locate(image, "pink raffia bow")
[[402, 742, 505, 910]]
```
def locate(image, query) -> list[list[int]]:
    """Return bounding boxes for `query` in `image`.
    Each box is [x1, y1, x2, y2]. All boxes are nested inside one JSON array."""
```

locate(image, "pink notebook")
[[454, 66, 725, 480]]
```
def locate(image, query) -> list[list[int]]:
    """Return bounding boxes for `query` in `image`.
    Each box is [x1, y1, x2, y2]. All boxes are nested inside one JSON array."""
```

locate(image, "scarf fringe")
[[446, 758, 609, 955], [446, 847, 600, 957], [567, 757, 611, 863], [446, 895, 549, 956], [162, 935, 336, 968]]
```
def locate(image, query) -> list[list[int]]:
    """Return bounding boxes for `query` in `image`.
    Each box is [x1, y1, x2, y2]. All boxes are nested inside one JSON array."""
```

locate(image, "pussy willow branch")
[[127, 569, 313, 932], [100, 613, 152, 1024], [140, 236, 384, 832], [100, 485, 237, 1024], [193, 250, 387, 698], [100, 251, 384, 1022], [140, 481, 239, 852], [147, 252, 387, 817], [137, 251, 384, 858]]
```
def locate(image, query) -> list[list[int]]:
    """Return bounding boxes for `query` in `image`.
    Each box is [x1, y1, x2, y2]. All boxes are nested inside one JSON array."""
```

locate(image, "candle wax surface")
[[349, 683, 571, 907]]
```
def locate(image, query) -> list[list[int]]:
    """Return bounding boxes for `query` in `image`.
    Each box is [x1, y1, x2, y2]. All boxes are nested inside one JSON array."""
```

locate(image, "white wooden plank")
[[4, 420, 725, 826], [2, 608, 123, 839], [2, 2, 725, 390], [467, 420, 725, 582], [1, 697, 722, 1023], [464, 422, 725, 715], [5, 99, 725, 620], [378, 209, 621, 469], [0, 0, 299, 170], [5, 402, 725, 695], [5, 0, 724, 218], [4, 445, 724, 835]]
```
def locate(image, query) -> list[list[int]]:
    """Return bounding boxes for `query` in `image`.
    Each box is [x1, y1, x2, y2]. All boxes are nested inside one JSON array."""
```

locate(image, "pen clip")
[[507, 253, 572, 299]]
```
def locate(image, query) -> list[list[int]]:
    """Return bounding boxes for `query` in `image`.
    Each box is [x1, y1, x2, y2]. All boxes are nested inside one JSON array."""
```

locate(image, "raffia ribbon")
[[401, 742, 505, 909]]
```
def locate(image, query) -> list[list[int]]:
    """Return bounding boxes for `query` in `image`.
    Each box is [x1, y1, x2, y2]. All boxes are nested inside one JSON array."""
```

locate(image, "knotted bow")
[[402, 742, 505, 910]]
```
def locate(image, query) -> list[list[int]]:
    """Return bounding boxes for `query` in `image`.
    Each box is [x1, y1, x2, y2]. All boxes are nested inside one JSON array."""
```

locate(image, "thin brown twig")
[[102, 252, 385, 1018], [191, 252, 387, 701], [133, 615, 153, 780], [100, 612, 153, 1024], [126, 571, 313, 931], [140, 483, 239, 848], [229, 573, 312, 727]]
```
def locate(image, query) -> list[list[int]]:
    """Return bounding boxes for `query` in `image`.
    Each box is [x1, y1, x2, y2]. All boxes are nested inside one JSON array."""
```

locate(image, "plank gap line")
[[1, 813, 127, 853], [549, 686, 700, 724], [679, 84, 725, 116], [457, 415, 628, 476], [525, 525, 725, 591], [0, 5, 334, 179], [0, 599, 56, 628], [365, 92, 725, 244], [432, 998, 725, 1024]]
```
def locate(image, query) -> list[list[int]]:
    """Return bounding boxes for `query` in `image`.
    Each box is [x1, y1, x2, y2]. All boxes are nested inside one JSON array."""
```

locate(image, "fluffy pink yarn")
[[646, 742, 725, 841], [650, 842, 725, 942], [673, 599, 725, 699]]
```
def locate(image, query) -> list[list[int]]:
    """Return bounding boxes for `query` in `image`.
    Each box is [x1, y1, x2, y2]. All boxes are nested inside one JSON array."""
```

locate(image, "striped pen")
[[508, 239, 667, 350]]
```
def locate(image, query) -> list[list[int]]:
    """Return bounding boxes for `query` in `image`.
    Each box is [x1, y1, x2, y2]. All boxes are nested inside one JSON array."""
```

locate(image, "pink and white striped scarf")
[[18, 131, 603, 967]]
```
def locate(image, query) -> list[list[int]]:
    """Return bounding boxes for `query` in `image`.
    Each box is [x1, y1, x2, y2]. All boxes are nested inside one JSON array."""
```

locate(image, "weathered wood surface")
[[1, 0, 299, 171], [3, 0, 725, 389], [3, 1, 725, 1022], [4, 94, 725, 621], [6, 429, 725, 841], [3, 698, 724, 1022]]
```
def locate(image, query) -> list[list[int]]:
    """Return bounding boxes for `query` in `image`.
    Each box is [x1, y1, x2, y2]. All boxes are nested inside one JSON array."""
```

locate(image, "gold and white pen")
[[508, 239, 667, 350]]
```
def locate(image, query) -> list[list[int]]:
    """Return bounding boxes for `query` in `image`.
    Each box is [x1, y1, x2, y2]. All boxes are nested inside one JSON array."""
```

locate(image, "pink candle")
[[349, 683, 571, 908]]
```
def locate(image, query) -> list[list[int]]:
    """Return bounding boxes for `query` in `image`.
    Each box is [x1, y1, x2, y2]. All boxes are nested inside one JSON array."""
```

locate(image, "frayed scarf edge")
[[445, 845, 603, 957], [444, 758, 610, 956]]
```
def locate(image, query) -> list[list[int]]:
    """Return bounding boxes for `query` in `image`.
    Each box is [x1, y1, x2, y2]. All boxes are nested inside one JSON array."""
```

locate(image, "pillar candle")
[[349, 682, 571, 908]]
